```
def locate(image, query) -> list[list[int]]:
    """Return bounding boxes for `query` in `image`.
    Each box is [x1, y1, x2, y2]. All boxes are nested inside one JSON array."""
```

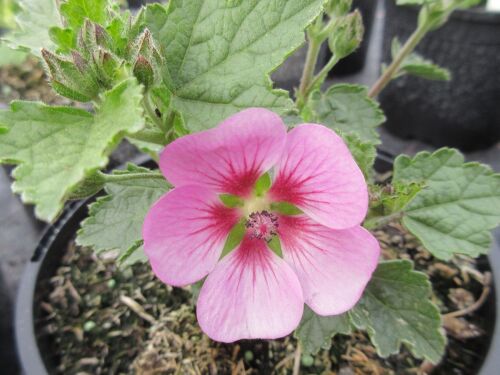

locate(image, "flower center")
[[245, 210, 279, 242]]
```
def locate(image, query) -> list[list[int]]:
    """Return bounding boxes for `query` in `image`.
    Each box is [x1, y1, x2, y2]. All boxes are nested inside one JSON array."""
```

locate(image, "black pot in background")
[[380, 0, 500, 151], [329, 0, 378, 76], [14, 153, 500, 375]]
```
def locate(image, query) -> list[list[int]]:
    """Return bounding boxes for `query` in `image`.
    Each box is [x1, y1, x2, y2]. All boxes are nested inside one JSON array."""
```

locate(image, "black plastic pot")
[[379, 0, 500, 151], [13, 153, 500, 374]]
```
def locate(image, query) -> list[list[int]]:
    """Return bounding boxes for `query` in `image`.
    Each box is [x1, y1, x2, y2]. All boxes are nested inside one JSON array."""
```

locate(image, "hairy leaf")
[[308, 84, 385, 144], [145, 0, 325, 131], [77, 164, 169, 264], [0, 78, 143, 221], [392, 38, 450, 81], [3, 0, 62, 56], [295, 306, 352, 354], [60, 0, 109, 30], [350, 260, 445, 364], [0, 43, 27, 66], [393, 148, 500, 260], [342, 133, 376, 178]]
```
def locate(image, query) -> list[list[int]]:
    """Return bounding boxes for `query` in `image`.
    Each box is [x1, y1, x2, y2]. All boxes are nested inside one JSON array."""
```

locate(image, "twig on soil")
[[443, 272, 492, 319], [292, 343, 302, 375], [119, 295, 156, 324]]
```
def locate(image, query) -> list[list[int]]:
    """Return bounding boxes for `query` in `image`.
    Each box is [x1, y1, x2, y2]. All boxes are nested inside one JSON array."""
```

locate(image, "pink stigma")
[[246, 211, 279, 242]]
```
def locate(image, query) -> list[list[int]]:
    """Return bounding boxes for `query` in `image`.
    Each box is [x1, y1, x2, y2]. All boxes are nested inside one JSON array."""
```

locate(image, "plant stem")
[[128, 128, 167, 145], [307, 54, 339, 94], [368, 24, 429, 98], [443, 272, 492, 319], [292, 343, 302, 375], [297, 35, 321, 109], [98, 171, 166, 183], [143, 92, 165, 131], [364, 211, 404, 230]]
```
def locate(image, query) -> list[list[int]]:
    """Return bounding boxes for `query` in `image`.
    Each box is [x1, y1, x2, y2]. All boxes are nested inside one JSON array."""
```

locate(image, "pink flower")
[[142, 108, 380, 343]]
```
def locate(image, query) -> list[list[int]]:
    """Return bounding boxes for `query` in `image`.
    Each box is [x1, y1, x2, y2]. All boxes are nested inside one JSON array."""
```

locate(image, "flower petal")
[[270, 124, 368, 229], [278, 215, 379, 315], [160, 108, 287, 197], [197, 235, 304, 342], [142, 185, 240, 287]]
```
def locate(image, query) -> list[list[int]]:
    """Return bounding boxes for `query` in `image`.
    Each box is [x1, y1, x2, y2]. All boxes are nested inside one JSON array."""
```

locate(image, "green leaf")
[[295, 306, 352, 354], [342, 133, 376, 178], [308, 84, 385, 144], [3, 0, 62, 56], [350, 260, 446, 364], [60, 0, 108, 30], [0, 43, 27, 66], [392, 38, 451, 81], [77, 164, 169, 263], [145, 0, 325, 132], [393, 148, 500, 260], [0, 78, 144, 221]]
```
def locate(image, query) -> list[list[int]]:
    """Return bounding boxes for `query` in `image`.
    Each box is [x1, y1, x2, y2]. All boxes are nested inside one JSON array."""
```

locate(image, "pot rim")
[[13, 153, 500, 375]]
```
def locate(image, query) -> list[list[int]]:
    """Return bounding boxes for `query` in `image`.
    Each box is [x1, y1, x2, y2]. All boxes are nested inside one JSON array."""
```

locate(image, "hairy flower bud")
[[129, 29, 163, 87], [325, 0, 352, 17], [41, 49, 99, 102], [328, 10, 364, 59]]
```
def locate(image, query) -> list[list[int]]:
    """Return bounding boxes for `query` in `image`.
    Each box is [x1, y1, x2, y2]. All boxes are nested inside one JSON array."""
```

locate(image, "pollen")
[[245, 210, 279, 242]]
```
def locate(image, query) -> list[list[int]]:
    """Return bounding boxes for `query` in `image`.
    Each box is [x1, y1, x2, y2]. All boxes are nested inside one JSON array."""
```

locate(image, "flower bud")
[[129, 29, 164, 87], [328, 10, 364, 59], [78, 19, 113, 58], [325, 0, 352, 17], [41, 49, 99, 102], [133, 55, 155, 88]]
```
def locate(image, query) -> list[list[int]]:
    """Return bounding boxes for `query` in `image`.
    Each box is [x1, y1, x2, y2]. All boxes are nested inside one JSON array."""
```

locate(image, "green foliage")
[[394, 148, 500, 260], [307, 84, 385, 144], [144, 0, 324, 132], [350, 260, 446, 364], [295, 306, 352, 354], [3, 0, 62, 56], [325, 0, 352, 16], [328, 10, 364, 59], [342, 133, 376, 179], [0, 43, 27, 66], [76, 164, 169, 264], [391, 38, 451, 81], [0, 0, 19, 29], [295, 261, 445, 363], [60, 0, 108, 30], [0, 78, 144, 221]]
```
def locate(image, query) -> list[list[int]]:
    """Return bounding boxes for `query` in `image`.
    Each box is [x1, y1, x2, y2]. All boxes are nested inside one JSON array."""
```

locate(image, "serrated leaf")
[[145, 0, 325, 132], [308, 84, 385, 144], [60, 0, 108, 30], [0, 78, 144, 221], [392, 38, 451, 81], [295, 306, 352, 354], [350, 260, 445, 364], [3, 0, 62, 56], [342, 133, 376, 178], [0, 43, 27, 66], [77, 164, 169, 263], [393, 148, 500, 260]]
